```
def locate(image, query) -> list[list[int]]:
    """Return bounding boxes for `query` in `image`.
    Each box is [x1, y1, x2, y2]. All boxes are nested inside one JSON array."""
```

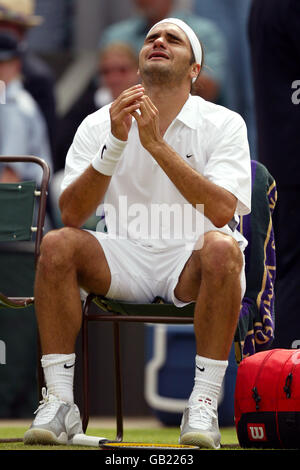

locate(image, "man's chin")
[[140, 64, 172, 85]]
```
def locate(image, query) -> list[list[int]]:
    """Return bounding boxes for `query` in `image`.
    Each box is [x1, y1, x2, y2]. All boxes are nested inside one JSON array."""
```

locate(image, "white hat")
[[0, 0, 43, 28]]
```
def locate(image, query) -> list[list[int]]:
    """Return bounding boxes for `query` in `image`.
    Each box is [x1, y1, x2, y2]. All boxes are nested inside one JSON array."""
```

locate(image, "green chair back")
[[0, 180, 36, 242]]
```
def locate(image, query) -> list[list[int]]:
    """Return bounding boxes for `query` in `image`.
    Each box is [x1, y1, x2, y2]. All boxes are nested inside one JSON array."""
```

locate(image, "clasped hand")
[[109, 84, 163, 151]]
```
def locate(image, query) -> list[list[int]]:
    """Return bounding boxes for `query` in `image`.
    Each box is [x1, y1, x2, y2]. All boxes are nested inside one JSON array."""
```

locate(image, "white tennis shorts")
[[86, 231, 246, 308]]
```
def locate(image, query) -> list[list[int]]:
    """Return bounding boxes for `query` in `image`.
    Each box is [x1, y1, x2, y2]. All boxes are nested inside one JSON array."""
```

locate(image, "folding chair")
[[81, 160, 277, 441], [0, 155, 50, 408]]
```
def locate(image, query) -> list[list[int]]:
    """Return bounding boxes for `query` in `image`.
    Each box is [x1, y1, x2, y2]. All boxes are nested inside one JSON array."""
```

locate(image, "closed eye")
[[166, 33, 182, 43], [145, 32, 184, 45], [145, 36, 155, 43]]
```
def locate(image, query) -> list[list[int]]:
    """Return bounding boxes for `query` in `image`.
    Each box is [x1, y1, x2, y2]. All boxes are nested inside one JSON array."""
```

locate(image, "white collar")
[[175, 94, 202, 130]]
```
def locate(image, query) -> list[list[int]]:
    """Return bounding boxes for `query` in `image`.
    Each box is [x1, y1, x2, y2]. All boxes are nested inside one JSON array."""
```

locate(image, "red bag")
[[234, 349, 300, 448]]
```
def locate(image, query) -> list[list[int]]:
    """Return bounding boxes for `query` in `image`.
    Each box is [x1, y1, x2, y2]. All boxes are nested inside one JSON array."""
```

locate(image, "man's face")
[[138, 23, 194, 86], [0, 57, 20, 83], [0, 21, 26, 39]]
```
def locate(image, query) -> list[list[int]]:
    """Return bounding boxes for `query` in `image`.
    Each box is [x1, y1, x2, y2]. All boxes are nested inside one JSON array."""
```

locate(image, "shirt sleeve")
[[60, 113, 110, 193], [204, 111, 251, 216]]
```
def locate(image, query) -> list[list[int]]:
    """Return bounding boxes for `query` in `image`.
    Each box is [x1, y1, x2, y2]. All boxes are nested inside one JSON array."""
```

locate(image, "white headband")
[[147, 18, 202, 83]]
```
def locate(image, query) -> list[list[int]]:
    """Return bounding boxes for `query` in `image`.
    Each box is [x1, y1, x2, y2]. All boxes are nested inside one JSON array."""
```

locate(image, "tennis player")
[[24, 18, 251, 449]]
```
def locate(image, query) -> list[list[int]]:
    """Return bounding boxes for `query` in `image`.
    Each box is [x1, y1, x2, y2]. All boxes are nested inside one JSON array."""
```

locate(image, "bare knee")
[[38, 227, 79, 272], [199, 231, 243, 280]]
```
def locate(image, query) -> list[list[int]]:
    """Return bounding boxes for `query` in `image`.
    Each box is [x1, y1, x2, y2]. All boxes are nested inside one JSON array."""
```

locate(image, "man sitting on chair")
[[24, 19, 251, 449]]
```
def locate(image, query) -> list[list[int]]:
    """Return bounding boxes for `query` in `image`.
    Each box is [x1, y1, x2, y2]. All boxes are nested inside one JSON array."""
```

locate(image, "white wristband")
[[92, 132, 127, 176]]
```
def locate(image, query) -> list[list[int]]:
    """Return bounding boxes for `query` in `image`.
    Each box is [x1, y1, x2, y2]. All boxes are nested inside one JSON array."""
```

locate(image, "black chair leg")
[[113, 321, 123, 442], [82, 297, 91, 433], [81, 296, 124, 441]]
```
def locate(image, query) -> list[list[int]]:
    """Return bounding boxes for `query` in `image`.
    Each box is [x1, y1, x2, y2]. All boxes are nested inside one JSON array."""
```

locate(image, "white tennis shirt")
[[61, 94, 251, 252]]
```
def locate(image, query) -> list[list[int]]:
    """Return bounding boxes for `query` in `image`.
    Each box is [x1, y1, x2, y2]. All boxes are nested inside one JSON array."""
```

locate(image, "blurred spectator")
[[248, 0, 300, 349], [193, 0, 256, 158], [56, 42, 139, 171], [0, 30, 52, 183], [99, 0, 228, 104], [98, 42, 140, 101], [26, 0, 74, 53], [0, 0, 57, 161]]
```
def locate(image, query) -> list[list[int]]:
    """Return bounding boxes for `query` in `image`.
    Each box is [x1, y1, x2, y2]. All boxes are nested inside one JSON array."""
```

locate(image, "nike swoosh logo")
[[196, 365, 205, 372], [101, 144, 107, 159], [186, 154, 193, 158], [64, 363, 75, 369]]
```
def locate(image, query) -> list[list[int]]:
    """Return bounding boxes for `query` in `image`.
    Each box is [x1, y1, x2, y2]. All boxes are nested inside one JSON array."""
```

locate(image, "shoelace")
[[33, 387, 63, 424], [189, 402, 217, 430]]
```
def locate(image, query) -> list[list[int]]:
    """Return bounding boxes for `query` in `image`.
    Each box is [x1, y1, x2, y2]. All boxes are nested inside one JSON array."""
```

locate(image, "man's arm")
[[59, 167, 111, 228], [148, 141, 236, 228], [148, 143, 236, 228], [131, 96, 237, 228], [59, 85, 144, 228]]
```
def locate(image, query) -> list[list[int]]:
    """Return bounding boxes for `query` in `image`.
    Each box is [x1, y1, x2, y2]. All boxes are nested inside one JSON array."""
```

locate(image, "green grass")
[[0, 426, 239, 451]]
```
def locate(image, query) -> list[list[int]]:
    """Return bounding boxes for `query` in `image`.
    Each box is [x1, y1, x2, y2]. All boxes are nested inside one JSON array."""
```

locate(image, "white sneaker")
[[24, 388, 82, 445], [179, 396, 221, 449]]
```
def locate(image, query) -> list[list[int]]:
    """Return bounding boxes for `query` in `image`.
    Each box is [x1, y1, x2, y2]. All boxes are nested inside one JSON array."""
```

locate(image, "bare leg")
[[34, 227, 111, 355], [25, 227, 113, 444], [176, 231, 244, 448], [174, 231, 243, 360]]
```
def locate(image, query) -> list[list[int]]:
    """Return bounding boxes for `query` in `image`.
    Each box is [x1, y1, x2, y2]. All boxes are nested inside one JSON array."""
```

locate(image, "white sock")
[[189, 355, 228, 407], [41, 353, 76, 404]]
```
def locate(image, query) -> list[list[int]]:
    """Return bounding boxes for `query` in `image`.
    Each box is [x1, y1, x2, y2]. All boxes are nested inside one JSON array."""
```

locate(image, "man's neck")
[[144, 83, 190, 136]]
